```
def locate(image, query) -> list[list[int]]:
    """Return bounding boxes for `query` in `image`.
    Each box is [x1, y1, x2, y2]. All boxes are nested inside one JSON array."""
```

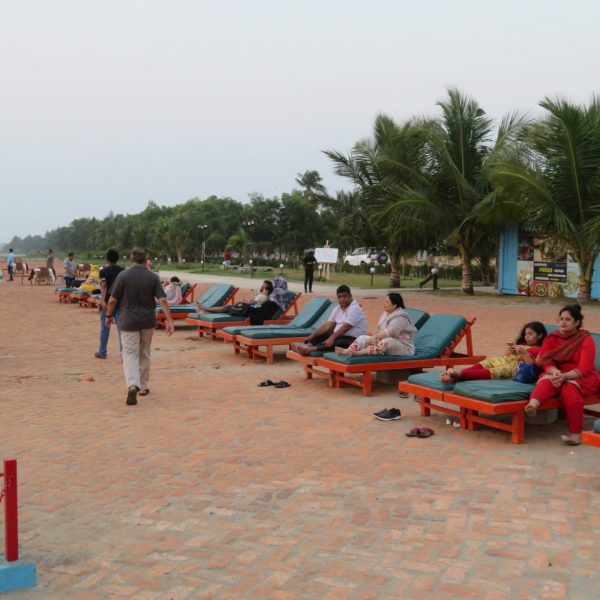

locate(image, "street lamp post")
[[198, 224, 208, 272], [370, 266, 376, 287], [243, 220, 256, 277]]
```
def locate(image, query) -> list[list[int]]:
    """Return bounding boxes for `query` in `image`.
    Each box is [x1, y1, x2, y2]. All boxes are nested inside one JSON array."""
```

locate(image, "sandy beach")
[[2, 279, 600, 598]]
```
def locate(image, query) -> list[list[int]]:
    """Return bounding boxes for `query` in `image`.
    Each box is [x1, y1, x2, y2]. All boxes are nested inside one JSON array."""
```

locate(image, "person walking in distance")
[[419, 254, 439, 290], [95, 249, 125, 359], [301, 249, 318, 293], [105, 247, 174, 405], [6, 248, 15, 281]]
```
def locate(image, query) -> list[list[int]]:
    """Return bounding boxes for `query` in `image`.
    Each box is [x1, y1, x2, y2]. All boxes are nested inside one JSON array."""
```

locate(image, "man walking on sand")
[[105, 247, 174, 406]]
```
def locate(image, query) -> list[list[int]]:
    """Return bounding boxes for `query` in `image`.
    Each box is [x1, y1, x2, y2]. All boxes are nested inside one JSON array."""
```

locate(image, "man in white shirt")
[[293, 285, 368, 356]]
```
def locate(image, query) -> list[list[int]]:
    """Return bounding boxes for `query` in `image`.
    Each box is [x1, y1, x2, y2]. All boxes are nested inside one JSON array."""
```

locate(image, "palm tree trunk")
[[460, 247, 474, 295], [389, 258, 401, 288], [577, 260, 593, 301]]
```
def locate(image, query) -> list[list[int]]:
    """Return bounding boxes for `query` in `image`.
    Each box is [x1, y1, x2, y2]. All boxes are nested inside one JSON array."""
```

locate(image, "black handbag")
[[228, 302, 249, 317]]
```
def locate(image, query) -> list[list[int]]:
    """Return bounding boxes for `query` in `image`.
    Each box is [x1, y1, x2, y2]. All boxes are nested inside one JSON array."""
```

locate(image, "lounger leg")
[[420, 397, 430, 417], [467, 410, 479, 431], [329, 371, 337, 388], [511, 411, 525, 444], [459, 408, 467, 429], [305, 366, 312, 380], [362, 373, 372, 397], [266, 346, 274, 365]]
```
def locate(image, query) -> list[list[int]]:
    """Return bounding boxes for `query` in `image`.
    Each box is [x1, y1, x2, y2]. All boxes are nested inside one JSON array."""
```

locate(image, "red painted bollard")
[[3, 458, 18, 562]]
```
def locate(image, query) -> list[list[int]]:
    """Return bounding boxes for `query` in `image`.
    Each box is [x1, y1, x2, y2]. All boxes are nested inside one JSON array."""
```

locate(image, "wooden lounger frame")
[[230, 334, 311, 364], [400, 382, 600, 444]]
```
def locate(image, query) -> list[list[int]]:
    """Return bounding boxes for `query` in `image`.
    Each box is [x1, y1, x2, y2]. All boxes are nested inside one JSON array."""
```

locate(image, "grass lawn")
[[164, 263, 478, 290]]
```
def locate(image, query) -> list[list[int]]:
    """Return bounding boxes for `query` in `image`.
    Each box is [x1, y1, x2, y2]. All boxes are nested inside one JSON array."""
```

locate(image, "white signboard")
[[315, 247, 339, 264]]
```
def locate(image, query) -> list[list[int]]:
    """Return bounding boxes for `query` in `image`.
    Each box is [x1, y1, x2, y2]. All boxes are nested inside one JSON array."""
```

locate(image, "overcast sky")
[[1, 0, 599, 244]]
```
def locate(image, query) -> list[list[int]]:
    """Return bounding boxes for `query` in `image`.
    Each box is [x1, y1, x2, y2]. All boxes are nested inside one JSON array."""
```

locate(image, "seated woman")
[[335, 292, 416, 357], [524, 304, 600, 446], [197, 280, 273, 314], [78, 265, 101, 293], [441, 321, 547, 383], [164, 276, 183, 305]]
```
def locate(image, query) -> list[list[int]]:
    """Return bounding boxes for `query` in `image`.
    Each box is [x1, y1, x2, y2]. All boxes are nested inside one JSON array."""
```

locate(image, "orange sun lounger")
[[312, 314, 483, 396], [185, 292, 301, 341]]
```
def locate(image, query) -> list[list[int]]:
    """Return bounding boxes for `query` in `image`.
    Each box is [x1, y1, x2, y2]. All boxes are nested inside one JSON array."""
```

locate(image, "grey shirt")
[[110, 264, 166, 331]]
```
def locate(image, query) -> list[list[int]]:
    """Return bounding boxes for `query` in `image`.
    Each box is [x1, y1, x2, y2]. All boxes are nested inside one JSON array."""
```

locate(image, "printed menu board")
[[515, 231, 579, 298]]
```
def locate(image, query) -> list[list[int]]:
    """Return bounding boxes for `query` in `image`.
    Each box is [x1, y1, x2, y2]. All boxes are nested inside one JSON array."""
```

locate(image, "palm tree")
[[421, 89, 530, 294], [325, 92, 525, 292], [295, 170, 327, 202], [486, 96, 600, 300], [325, 115, 440, 287]]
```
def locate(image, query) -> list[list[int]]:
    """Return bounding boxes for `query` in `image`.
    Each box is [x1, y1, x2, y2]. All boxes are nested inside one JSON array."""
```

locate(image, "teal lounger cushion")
[[70, 289, 91, 295], [55, 287, 74, 292], [200, 284, 235, 307], [187, 307, 284, 324], [180, 282, 190, 297], [406, 371, 456, 392], [157, 284, 235, 315], [238, 327, 316, 340], [321, 314, 468, 365], [161, 303, 196, 315], [221, 299, 332, 337], [451, 380, 535, 404], [592, 333, 600, 372], [405, 308, 430, 330], [186, 313, 242, 323]]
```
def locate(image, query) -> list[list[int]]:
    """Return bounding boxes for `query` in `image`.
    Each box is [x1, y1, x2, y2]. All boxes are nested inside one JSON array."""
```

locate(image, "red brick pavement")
[[2, 282, 600, 599]]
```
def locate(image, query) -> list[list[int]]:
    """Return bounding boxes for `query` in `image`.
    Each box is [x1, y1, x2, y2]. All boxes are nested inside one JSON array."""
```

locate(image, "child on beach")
[[441, 321, 547, 383]]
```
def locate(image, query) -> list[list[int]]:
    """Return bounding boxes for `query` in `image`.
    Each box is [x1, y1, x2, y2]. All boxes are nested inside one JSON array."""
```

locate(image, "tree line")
[[6, 88, 600, 297], [5, 188, 342, 266]]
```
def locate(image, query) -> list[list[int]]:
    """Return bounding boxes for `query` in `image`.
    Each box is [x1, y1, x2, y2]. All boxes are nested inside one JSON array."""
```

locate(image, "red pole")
[[4, 458, 18, 562]]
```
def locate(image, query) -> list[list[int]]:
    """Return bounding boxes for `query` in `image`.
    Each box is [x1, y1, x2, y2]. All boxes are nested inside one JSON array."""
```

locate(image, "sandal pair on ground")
[[258, 380, 291, 388], [406, 427, 435, 438]]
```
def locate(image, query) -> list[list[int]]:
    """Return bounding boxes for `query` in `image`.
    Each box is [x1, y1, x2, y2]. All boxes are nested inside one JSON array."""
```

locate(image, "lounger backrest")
[[201, 284, 235, 308], [270, 290, 299, 319], [288, 298, 331, 328], [412, 314, 468, 359], [590, 332, 600, 373], [180, 283, 190, 297], [405, 308, 430, 330], [309, 303, 336, 329]]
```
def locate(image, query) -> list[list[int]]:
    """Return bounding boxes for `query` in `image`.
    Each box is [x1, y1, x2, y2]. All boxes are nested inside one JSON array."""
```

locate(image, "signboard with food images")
[[514, 233, 582, 297], [530, 237, 568, 297], [505, 226, 589, 298]]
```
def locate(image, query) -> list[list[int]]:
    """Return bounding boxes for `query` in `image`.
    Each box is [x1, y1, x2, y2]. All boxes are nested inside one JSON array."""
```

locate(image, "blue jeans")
[[99, 307, 122, 357]]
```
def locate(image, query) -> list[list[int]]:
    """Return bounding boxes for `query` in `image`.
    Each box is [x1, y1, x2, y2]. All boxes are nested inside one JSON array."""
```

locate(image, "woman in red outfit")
[[524, 304, 600, 445]]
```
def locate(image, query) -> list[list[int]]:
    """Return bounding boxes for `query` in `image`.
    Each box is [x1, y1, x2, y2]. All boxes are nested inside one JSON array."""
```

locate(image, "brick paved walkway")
[[2, 282, 600, 599]]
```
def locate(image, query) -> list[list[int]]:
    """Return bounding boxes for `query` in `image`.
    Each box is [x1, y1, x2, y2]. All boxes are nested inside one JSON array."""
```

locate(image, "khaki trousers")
[[121, 329, 154, 390]]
